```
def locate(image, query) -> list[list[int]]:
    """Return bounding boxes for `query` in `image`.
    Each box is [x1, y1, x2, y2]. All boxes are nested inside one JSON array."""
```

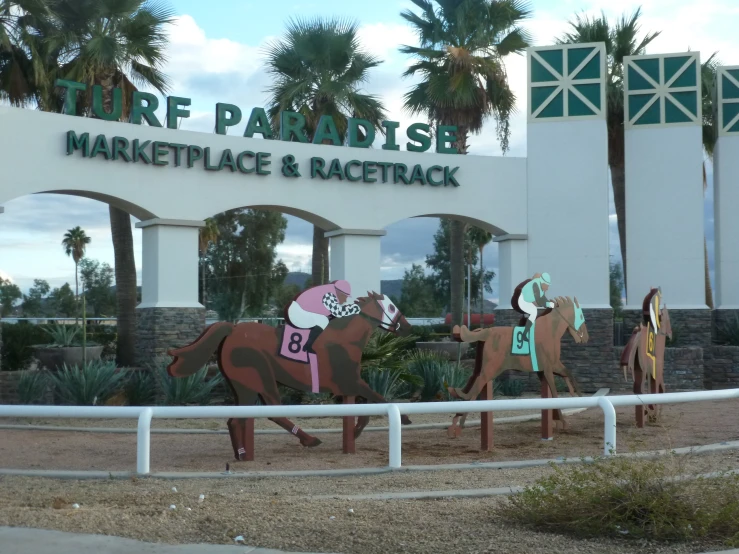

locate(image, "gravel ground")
[[1, 451, 736, 554], [1, 400, 738, 473]]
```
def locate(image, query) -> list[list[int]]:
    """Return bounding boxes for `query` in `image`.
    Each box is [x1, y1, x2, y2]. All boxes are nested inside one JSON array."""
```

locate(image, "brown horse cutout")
[[620, 288, 672, 426], [448, 296, 589, 432], [167, 292, 413, 461]]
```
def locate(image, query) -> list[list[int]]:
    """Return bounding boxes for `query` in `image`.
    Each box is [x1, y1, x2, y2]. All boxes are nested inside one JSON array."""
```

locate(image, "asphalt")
[[0, 527, 328, 554]]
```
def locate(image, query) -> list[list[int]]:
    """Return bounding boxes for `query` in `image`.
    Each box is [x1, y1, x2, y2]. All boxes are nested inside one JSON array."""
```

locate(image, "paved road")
[[0, 527, 329, 554]]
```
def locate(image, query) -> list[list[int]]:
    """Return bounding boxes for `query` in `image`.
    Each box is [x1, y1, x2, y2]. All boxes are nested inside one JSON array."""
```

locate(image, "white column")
[[526, 43, 610, 307], [623, 52, 706, 309], [326, 229, 385, 298], [494, 234, 528, 309], [135, 218, 204, 309], [714, 66, 739, 309]]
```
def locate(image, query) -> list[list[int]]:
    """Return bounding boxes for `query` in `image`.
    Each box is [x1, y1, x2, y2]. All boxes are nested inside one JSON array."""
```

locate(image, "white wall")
[[714, 136, 739, 308]]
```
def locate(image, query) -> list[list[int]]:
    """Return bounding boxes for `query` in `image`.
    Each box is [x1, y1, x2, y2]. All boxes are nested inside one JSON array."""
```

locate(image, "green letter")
[[203, 147, 219, 170], [219, 149, 238, 172], [112, 136, 131, 162], [90, 134, 112, 159], [56, 79, 86, 116], [409, 164, 427, 185], [406, 123, 431, 153], [349, 119, 375, 148], [237, 151, 255, 173], [436, 125, 458, 154], [91, 85, 122, 121], [66, 131, 89, 156], [311, 157, 327, 179], [187, 145, 203, 168], [167, 96, 191, 129], [376, 161, 393, 183], [427, 166, 444, 186], [169, 143, 187, 166], [381, 121, 400, 151], [256, 152, 271, 175], [280, 111, 308, 142], [152, 141, 169, 166], [345, 160, 362, 182], [244, 108, 273, 139], [444, 166, 460, 187], [216, 103, 242, 135], [394, 164, 410, 184], [131, 91, 162, 126], [312, 115, 341, 146], [362, 162, 377, 183], [133, 140, 152, 164], [326, 158, 345, 180]]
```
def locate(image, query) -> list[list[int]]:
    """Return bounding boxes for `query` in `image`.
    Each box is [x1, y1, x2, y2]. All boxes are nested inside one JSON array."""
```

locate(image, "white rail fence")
[[1, 389, 739, 475]]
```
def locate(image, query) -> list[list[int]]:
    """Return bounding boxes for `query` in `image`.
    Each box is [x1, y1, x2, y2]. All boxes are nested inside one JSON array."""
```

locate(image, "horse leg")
[[341, 381, 410, 439], [255, 377, 322, 448], [542, 370, 567, 431], [228, 384, 260, 461], [634, 365, 646, 428]]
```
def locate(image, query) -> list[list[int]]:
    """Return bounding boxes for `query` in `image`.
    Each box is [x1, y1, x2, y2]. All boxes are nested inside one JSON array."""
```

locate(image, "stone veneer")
[[704, 346, 739, 390], [622, 309, 713, 348], [135, 307, 206, 367], [0, 321, 3, 371]]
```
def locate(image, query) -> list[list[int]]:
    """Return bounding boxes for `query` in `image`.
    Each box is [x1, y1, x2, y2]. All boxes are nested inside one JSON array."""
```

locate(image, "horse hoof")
[[301, 436, 322, 448], [447, 425, 462, 439], [401, 415, 412, 425]]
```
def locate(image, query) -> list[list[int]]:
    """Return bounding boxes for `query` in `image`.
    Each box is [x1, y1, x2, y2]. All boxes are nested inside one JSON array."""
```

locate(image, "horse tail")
[[457, 325, 494, 343], [167, 322, 234, 378]]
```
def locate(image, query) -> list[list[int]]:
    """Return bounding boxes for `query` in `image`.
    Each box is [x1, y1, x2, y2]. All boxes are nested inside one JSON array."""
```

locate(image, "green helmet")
[[541, 272, 551, 285]]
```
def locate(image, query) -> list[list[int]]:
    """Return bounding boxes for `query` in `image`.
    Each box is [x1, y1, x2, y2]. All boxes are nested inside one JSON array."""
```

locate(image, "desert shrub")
[[152, 357, 224, 406], [498, 453, 739, 546], [363, 367, 404, 400], [404, 349, 468, 401], [17, 370, 50, 404], [49, 360, 126, 405], [1, 322, 43, 371], [42, 323, 79, 346], [715, 314, 739, 346], [123, 370, 157, 406]]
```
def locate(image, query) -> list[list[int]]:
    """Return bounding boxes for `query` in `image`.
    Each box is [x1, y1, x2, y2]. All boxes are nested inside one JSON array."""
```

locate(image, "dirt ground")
[[1, 451, 737, 554], [1, 400, 739, 473]]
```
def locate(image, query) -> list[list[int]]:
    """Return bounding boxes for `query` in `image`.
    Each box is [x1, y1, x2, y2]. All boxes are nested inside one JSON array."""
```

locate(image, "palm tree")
[[468, 226, 493, 325], [558, 8, 660, 293], [198, 217, 219, 310], [49, 0, 174, 365], [400, 0, 530, 326], [264, 17, 387, 286], [62, 226, 90, 324]]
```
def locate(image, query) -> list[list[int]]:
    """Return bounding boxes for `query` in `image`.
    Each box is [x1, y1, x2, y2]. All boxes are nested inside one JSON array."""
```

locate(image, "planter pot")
[[33, 345, 104, 371], [415, 341, 471, 359]]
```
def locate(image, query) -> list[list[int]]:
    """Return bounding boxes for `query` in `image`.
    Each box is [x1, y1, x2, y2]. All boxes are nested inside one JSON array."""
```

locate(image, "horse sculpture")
[[167, 291, 413, 461], [448, 296, 589, 433], [619, 288, 672, 426]]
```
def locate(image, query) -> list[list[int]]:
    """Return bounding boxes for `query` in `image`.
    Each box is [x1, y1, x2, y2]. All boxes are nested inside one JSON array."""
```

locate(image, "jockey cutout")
[[519, 272, 554, 343], [287, 280, 360, 353]]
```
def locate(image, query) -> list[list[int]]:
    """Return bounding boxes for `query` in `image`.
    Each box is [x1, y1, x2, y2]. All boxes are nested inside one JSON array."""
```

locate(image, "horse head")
[[356, 292, 412, 336], [553, 296, 589, 344], [657, 302, 673, 340]]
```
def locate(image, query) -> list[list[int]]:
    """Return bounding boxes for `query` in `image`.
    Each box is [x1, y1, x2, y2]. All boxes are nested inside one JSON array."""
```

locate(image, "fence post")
[[388, 404, 402, 469], [137, 408, 153, 475], [598, 397, 617, 456]]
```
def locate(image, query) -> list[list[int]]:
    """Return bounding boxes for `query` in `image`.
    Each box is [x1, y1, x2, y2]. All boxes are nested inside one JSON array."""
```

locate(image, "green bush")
[[49, 360, 126, 405], [715, 314, 739, 346], [496, 378, 526, 397], [405, 349, 468, 401], [363, 367, 405, 400], [498, 454, 739, 546], [123, 370, 157, 406], [1, 322, 44, 371], [17, 370, 49, 404], [152, 358, 224, 406]]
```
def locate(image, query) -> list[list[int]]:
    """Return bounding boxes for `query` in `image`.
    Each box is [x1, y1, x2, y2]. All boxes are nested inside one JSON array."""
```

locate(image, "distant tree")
[[79, 259, 115, 317], [21, 279, 50, 316], [0, 276, 21, 317], [61, 226, 91, 322], [198, 217, 220, 310], [273, 283, 301, 313], [467, 226, 493, 325], [610, 260, 625, 319], [50, 282, 77, 317], [395, 264, 443, 318]]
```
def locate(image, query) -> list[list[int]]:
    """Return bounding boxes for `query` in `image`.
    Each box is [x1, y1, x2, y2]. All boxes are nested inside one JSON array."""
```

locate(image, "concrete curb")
[[2, 439, 738, 480]]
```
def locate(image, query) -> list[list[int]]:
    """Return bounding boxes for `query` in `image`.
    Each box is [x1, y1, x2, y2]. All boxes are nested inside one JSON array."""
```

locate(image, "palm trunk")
[[702, 162, 713, 308], [479, 246, 484, 328], [74, 262, 79, 325], [109, 205, 137, 366], [312, 225, 329, 286], [610, 163, 627, 295]]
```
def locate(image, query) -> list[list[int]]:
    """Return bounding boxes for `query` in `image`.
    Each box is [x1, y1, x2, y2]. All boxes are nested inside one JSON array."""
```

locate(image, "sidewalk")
[[0, 527, 329, 554]]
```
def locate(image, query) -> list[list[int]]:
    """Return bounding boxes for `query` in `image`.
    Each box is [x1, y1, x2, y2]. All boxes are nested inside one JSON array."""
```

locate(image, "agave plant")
[[17, 370, 50, 405], [42, 324, 79, 347], [123, 370, 157, 406], [49, 360, 125, 405], [405, 349, 469, 401], [152, 357, 224, 406]]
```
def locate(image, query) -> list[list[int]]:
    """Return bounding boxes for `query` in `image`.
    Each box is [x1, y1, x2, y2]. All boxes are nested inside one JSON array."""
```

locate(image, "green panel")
[[538, 90, 564, 118], [730, 120, 739, 133], [568, 90, 595, 116], [669, 91, 698, 117], [664, 56, 692, 84], [665, 96, 693, 123], [722, 74, 739, 100], [668, 59, 697, 88], [531, 56, 558, 83], [723, 102, 739, 130], [531, 85, 558, 113], [729, 70, 739, 83], [537, 49, 564, 77], [628, 64, 655, 91], [629, 93, 657, 120], [634, 98, 662, 125], [567, 47, 594, 75], [573, 83, 601, 110], [633, 58, 660, 84], [572, 51, 601, 80]]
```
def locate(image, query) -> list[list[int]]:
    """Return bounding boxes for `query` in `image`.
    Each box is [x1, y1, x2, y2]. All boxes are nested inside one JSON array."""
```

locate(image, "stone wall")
[[135, 307, 206, 368], [0, 321, 3, 372], [623, 308, 712, 348], [713, 310, 739, 343], [704, 346, 739, 390]]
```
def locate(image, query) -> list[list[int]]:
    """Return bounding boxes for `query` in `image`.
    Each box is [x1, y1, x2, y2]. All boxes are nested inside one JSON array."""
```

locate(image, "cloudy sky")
[[1, 0, 736, 303]]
